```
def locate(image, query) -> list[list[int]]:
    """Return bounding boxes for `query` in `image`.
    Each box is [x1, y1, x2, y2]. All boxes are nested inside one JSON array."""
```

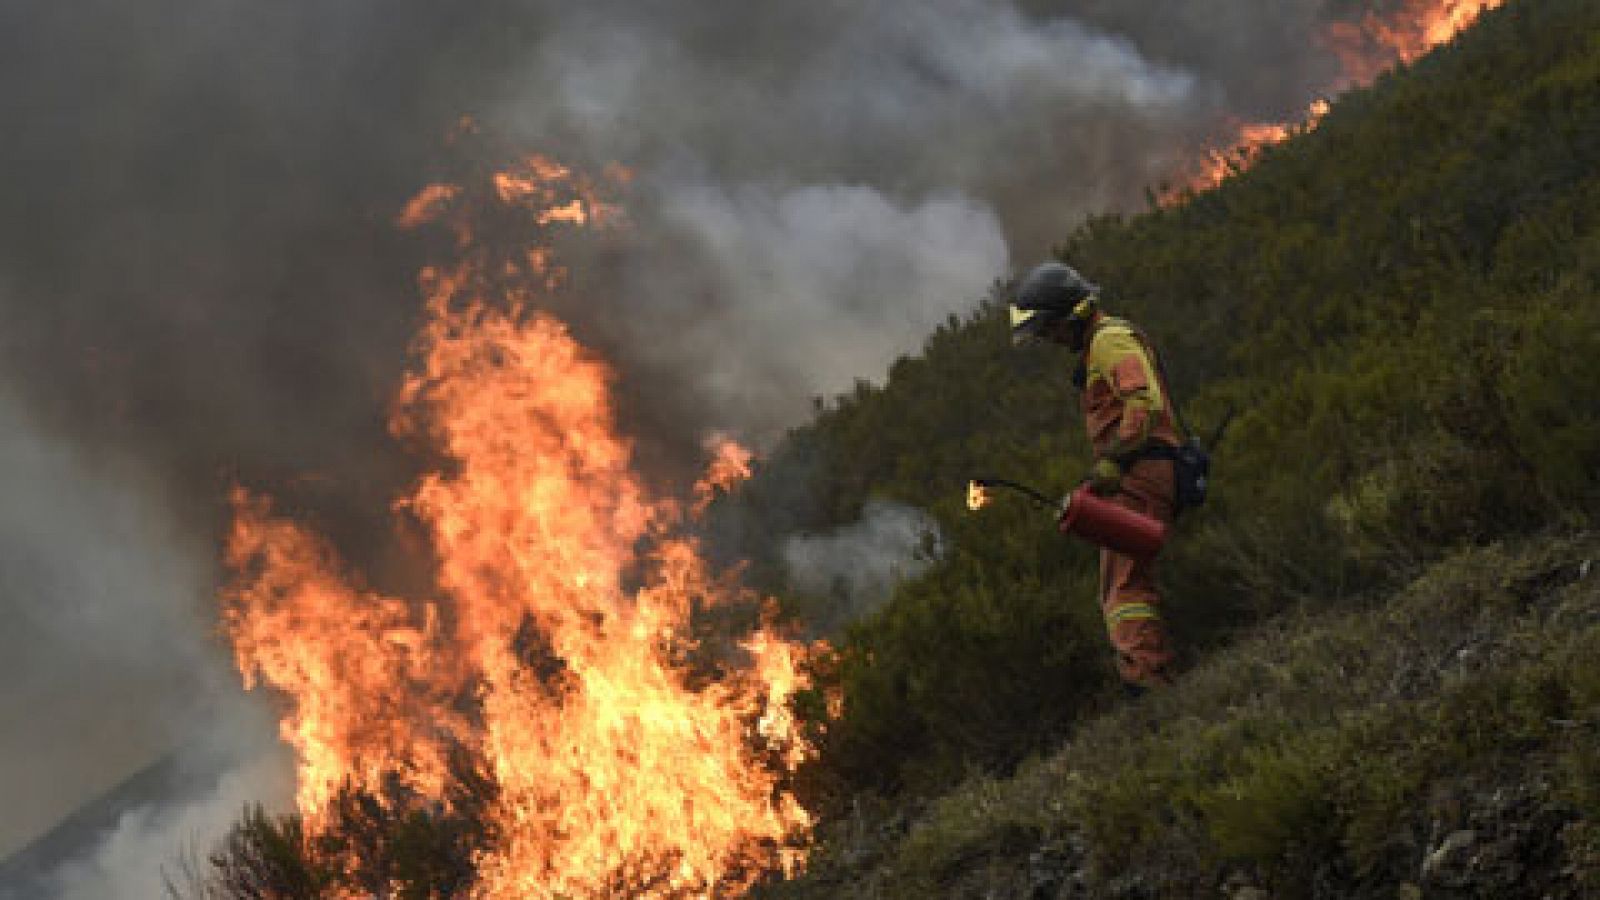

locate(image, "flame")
[[1165, 0, 1502, 202], [966, 480, 991, 512], [490, 154, 626, 228], [396, 183, 461, 229], [224, 490, 461, 821], [693, 434, 754, 515], [1175, 100, 1331, 202], [1324, 0, 1506, 86], [223, 155, 814, 897]]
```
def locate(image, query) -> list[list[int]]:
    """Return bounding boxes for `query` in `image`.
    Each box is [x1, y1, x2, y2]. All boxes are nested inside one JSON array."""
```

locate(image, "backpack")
[[1143, 439, 1211, 511], [1123, 326, 1232, 514]]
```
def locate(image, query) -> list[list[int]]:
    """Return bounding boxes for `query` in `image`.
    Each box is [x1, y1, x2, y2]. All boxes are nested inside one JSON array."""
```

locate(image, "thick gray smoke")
[[503, 0, 1208, 433], [0, 0, 1381, 888]]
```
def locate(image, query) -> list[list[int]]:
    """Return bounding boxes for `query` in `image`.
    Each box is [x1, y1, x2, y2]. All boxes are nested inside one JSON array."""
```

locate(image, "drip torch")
[[967, 476, 1167, 561]]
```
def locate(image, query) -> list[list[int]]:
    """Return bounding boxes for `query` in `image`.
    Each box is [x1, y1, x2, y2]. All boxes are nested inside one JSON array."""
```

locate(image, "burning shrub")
[[202, 155, 820, 897]]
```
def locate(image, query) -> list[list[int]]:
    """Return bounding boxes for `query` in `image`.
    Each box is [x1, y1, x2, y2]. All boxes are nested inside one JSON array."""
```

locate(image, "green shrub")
[[1190, 738, 1339, 866]]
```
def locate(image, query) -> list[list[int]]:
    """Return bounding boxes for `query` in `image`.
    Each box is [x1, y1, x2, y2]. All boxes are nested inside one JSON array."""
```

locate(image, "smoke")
[[0, 0, 1390, 877], [37, 752, 292, 900], [0, 388, 286, 892], [497, 1, 1204, 438], [501, 1, 1205, 200], [783, 501, 945, 627], [0, 0, 1360, 491], [620, 182, 1009, 434]]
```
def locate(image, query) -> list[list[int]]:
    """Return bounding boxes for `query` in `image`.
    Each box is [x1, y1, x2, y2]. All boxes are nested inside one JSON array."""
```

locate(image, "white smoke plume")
[[783, 501, 945, 627], [0, 388, 285, 894], [625, 182, 1009, 434], [39, 752, 291, 900]]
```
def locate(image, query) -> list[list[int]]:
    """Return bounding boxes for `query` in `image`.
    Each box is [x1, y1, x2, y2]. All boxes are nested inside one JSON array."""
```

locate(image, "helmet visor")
[[1009, 305, 1060, 344]]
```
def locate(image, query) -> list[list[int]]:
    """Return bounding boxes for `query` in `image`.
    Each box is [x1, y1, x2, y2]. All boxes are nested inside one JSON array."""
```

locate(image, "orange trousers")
[[1098, 459, 1177, 688]]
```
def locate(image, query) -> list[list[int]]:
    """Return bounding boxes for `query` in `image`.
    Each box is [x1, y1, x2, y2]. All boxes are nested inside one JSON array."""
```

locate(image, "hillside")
[[747, 0, 1600, 893], [772, 536, 1600, 897]]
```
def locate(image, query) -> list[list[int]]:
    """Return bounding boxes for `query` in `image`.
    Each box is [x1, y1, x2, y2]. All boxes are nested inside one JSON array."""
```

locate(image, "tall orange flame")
[[1165, 0, 1504, 202], [223, 154, 813, 897]]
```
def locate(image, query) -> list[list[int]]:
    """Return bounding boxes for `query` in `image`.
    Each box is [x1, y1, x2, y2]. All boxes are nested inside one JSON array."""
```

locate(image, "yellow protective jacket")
[[1077, 315, 1181, 459]]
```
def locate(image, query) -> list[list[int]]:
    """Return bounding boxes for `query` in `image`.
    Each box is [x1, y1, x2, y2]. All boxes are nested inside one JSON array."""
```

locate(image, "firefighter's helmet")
[[1008, 262, 1098, 343]]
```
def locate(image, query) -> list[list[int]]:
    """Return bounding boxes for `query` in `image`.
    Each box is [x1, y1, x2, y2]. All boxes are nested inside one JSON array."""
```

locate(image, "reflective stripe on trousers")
[[1098, 459, 1177, 688]]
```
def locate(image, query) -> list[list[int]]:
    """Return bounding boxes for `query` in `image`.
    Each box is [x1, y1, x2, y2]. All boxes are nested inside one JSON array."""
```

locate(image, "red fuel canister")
[[1058, 484, 1168, 560]]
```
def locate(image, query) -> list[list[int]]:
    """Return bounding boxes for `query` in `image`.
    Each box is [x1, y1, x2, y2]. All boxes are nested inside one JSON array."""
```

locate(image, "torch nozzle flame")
[[966, 480, 991, 512], [967, 477, 1064, 514]]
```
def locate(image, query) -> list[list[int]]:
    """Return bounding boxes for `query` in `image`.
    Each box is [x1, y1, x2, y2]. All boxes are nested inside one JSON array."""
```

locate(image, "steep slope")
[[768, 531, 1593, 890], [753, 0, 1600, 889], [773, 536, 1600, 897]]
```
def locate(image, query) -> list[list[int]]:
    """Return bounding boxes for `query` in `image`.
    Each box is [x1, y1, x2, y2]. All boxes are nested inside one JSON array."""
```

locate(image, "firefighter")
[[1009, 261, 1180, 690]]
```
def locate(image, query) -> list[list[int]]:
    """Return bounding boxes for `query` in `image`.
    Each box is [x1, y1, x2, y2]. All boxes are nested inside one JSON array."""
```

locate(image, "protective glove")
[[1086, 457, 1122, 496]]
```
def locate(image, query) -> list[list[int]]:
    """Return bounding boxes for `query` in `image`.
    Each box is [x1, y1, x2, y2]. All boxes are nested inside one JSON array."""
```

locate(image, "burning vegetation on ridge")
[[1165, 0, 1504, 200]]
